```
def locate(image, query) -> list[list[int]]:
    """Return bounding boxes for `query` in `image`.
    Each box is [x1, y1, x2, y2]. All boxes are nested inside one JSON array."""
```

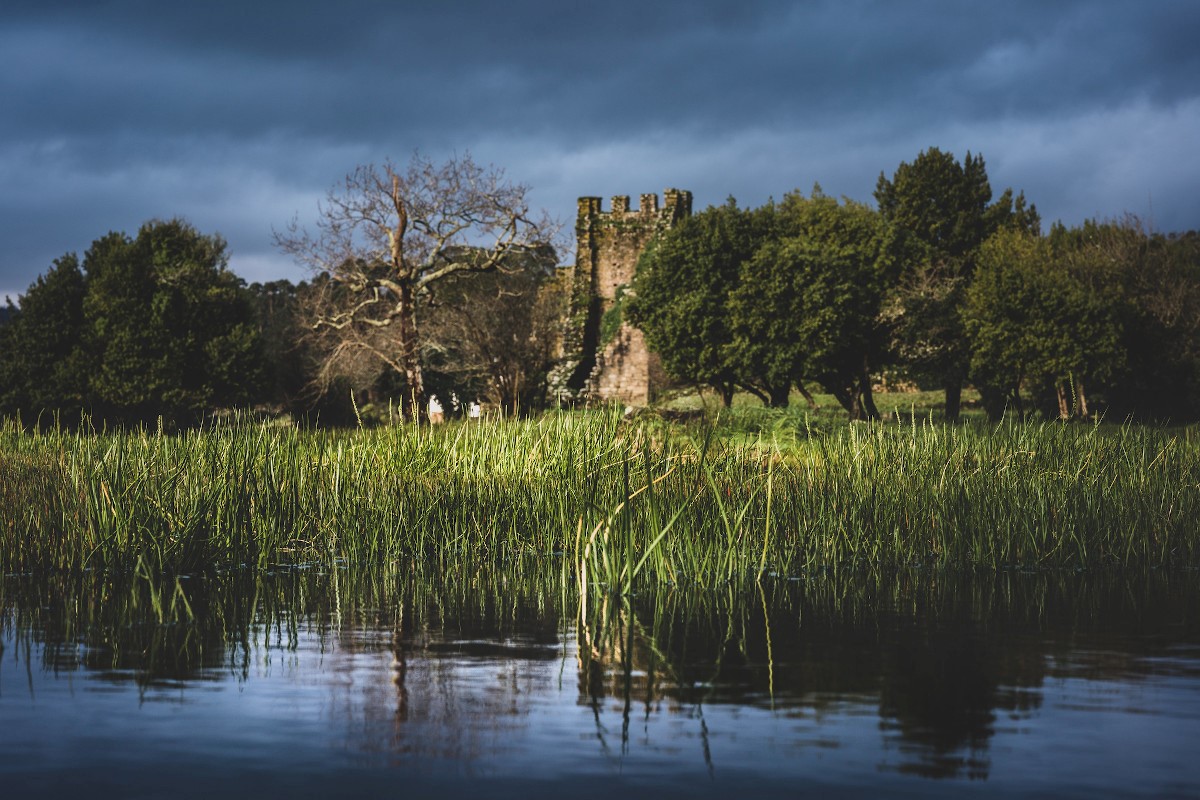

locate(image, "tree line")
[[630, 148, 1200, 422], [2, 148, 1199, 427], [0, 159, 566, 429], [0, 220, 264, 427]]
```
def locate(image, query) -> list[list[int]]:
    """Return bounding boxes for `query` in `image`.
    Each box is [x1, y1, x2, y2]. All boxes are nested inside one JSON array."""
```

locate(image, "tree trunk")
[[847, 392, 866, 420], [1077, 379, 1090, 420], [795, 383, 819, 410], [396, 282, 427, 423], [741, 383, 770, 407], [829, 381, 866, 420], [944, 381, 962, 423], [978, 383, 1008, 421], [767, 383, 791, 409], [1056, 382, 1070, 420], [497, 384, 515, 417], [859, 363, 881, 420], [718, 383, 735, 408]]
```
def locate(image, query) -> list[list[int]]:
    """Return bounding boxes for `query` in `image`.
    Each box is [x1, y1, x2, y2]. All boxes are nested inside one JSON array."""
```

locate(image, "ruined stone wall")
[[550, 189, 692, 406]]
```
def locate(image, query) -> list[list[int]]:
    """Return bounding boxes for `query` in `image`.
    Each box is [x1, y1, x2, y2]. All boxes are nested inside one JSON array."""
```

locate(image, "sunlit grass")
[[2, 409, 1198, 584]]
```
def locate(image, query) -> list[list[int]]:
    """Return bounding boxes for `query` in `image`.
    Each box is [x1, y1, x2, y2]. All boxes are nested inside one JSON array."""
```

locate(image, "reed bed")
[[1, 409, 1198, 584]]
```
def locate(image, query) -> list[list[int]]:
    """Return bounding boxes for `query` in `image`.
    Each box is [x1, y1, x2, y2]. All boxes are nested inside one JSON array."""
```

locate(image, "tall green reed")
[[2, 411, 1198, 585]]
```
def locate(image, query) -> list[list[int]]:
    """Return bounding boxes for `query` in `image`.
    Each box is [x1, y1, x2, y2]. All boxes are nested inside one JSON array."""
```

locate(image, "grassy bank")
[[2, 409, 1199, 583]]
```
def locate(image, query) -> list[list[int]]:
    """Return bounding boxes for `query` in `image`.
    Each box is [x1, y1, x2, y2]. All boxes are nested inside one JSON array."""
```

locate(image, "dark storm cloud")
[[2, 0, 1198, 300], [8, 1, 1196, 137]]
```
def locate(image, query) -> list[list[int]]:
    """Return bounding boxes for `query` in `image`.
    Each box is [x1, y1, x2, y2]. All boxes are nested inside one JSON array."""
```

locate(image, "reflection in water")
[[572, 570, 1199, 781], [2, 565, 1199, 795]]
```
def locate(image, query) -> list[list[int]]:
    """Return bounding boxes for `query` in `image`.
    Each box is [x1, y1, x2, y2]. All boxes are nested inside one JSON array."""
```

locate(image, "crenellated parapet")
[[550, 189, 692, 405]]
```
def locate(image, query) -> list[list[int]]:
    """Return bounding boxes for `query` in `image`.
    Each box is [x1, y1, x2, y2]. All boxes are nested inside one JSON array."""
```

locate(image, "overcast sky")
[[3, 0, 1198, 301]]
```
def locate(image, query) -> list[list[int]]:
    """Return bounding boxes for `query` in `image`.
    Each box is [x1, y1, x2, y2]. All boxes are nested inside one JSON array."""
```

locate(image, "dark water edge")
[[2, 565, 1199, 799]]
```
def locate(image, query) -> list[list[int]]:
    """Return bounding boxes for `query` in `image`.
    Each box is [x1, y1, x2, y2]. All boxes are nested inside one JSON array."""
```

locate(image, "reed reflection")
[[2, 565, 1197, 781], [571, 570, 1199, 779]]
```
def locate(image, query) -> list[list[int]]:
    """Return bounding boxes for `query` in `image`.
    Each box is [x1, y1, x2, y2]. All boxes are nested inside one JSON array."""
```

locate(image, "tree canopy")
[[3, 147, 1200, 427], [729, 189, 893, 418], [624, 149, 1200, 423], [875, 147, 1038, 420], [0, 254, 88, 421], [0, 219, 264, 427], [965, 227, 1124, 419], [630, 189, 893, 417], [628, 198, 775, 406]]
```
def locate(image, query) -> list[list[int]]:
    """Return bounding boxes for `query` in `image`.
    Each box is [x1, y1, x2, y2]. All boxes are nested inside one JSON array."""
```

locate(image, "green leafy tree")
[[246, 279, 311, 415], [1119, 228, 1200, 420], [1052, 219, 1200, 421], [628, 199, 778, 406], [729, 189, 893, 419], [83, 219, 265, 426], [876, 147, 1038, 420], [965, 227, 1123, 420], [0, 254, 89, 424], [1, 220, 264, 427]]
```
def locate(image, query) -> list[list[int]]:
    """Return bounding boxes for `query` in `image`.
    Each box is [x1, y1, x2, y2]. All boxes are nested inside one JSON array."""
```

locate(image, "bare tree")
[[275, 153, 556, 420]]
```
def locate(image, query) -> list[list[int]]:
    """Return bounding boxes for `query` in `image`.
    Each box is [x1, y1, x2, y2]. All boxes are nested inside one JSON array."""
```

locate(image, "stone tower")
[[552, 189, 693, 405]]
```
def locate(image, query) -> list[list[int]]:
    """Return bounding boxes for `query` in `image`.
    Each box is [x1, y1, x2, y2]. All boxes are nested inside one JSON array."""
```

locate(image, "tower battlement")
[[574, 189, 692, 302], [576, 189, 692, 223]]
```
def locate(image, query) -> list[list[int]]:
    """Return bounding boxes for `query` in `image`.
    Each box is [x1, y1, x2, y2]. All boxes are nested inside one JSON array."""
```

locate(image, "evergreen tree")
[[876, 147, 1038, 420], [0, 254, 88, 424]]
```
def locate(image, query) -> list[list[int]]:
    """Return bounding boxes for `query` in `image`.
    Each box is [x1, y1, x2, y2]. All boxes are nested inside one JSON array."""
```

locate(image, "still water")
[[2, 567, 1198, 798]]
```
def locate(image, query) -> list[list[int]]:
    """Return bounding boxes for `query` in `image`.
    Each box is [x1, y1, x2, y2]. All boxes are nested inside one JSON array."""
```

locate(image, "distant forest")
[[2, 148, 1199, 428]]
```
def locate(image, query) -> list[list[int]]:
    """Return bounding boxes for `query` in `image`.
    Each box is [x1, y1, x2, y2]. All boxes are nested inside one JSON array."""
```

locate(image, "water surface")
[[2, 567, 1198, 798]]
